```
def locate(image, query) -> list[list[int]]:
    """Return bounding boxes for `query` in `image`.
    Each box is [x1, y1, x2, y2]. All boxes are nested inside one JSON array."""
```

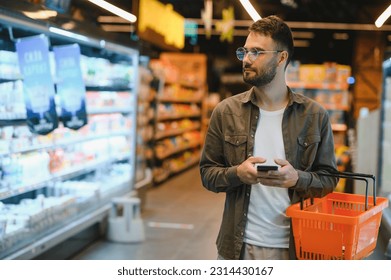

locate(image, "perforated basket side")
[[286, 193, 389, 260]]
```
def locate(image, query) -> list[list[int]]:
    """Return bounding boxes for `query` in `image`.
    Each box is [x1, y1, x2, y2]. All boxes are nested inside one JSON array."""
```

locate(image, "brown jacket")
[[199, 87, 338, 260]]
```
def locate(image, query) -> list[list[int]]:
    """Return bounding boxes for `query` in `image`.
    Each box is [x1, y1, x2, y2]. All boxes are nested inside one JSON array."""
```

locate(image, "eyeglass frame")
[[236, 47, 283, 62]]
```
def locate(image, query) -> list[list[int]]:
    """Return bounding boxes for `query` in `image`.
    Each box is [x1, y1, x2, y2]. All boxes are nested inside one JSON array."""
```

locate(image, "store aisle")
[[72, 166, 225, 260]]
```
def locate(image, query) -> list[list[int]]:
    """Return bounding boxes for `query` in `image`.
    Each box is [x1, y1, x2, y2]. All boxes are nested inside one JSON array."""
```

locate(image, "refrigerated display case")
[[379, 58, 391, 252], [379, 59, 391, 196], [0, 2, 139, 259]]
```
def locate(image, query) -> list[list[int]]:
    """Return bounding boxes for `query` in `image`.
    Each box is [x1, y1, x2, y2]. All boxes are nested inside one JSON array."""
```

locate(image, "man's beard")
[[243, 60, 278, 87]]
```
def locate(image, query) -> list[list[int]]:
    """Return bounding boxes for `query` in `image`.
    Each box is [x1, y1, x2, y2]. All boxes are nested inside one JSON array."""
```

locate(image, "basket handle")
[[300, 171, 376, 211]]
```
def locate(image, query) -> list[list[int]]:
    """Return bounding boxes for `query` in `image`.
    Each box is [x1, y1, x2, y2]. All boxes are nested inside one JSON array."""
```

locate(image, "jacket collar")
[[239, 86, 306, 107]]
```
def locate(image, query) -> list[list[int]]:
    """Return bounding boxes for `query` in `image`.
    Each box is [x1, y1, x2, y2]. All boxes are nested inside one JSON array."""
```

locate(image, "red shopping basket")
[[286, 171, 389, 260]]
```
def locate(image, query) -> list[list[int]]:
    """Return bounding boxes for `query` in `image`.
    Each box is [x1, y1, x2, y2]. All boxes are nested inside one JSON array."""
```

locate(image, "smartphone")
[[256, 165, 278, 172]]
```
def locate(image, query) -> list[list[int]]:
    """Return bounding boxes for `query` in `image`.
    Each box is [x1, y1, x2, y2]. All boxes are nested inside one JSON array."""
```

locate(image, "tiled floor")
[[72, 166, 389, 260]]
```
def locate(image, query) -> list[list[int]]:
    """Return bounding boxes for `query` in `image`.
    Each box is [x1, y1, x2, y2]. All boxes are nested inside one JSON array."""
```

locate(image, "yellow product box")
[[299, 64, 326, 83], [336, 65, 351, 84]]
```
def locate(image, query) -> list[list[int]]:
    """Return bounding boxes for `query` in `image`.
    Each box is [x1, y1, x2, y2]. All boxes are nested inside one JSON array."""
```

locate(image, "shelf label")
[[53, 44, 87, 130], [15, 34, 58, 135]]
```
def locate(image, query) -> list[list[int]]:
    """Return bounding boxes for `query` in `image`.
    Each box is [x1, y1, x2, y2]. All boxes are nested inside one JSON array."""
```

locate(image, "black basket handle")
[[300, 171, 376, 211]]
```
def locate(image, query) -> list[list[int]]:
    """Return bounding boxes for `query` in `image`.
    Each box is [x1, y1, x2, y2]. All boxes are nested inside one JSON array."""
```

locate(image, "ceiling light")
[[281, 0, 298, 9], [88, 0, 137, 23], [22, 10, 57, 20], [49, 27, 91, 42], [375, 4, 391, 28], [239, 0, 261, 22]]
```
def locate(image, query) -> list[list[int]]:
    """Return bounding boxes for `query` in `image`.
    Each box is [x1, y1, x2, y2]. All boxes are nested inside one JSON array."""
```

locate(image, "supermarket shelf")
[[156, 141, 201, 160], [0, 113, 27, 121], [0, 153, 131, 200], [3, 181, 132, 260], [0, 131, 132, 156], [157, 112, 201, 121], [171, 155, 200, 174], [3, 205, 109, 259], [164, 80, 202, 89], [151, 53, 206, 186], [154, 154, 200, 184], [157, 97, 203, 103], [87, 107, 133, 115], [323, 104, 350, 111], [0, 77, 21, 83], [0, 107, 133, 123], [51, 153, 130, 180], [288, 81, 349, 90], [332, 123, 348, 131], [85, 80, 133, 92], [155, 126, 201, 140]]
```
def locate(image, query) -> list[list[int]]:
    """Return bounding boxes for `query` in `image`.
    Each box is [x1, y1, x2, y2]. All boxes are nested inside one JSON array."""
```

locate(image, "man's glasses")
[[236, 47, 282, 62]]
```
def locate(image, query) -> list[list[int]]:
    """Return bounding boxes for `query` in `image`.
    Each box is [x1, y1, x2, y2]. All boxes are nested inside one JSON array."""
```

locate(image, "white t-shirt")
[[243, 107, 290, 248]]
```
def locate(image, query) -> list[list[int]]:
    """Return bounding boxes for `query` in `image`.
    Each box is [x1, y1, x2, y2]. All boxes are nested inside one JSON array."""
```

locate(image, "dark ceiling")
[[6, 1, 390, 76], [70, 0, 389, 24], [53, 0, 387, 90], [160, 0, 388, 24], [0, 0, 388, 94], [67, 0, 391, 60]]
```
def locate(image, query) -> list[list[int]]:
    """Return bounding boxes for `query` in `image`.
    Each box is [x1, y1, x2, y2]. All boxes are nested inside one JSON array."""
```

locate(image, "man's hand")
[[257, 159, 298, 188], [236, 156, 266, 185]]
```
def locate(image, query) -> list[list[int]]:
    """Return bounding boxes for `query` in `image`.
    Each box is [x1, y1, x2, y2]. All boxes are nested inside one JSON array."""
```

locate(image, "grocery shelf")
[[156, 141, 201, 160], [0, 153, 131, 200], [0, 77, 21, 83], [156, 112, 201, 121], [86, 107, 134, 115], [332, 123, 348, 131], [2, 181, 132, 260], [288, 81, 349, 90], [0, 113, 27, 121], [155, 125, 201, 140], [0, 131, 132, 156], [157, 97, 203, 103], [3, 205, 109, 260], [149, 53, 206, 186], [323, 104, 350, 111], [153, 153, 201, 184]]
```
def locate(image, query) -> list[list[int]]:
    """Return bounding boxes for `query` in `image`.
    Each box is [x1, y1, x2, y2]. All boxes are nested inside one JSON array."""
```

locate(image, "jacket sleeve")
[[199, 104, 243, 193]]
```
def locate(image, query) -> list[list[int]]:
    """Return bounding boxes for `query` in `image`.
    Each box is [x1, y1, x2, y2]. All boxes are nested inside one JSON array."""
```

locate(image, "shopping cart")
[[286, 171, 389, 260]]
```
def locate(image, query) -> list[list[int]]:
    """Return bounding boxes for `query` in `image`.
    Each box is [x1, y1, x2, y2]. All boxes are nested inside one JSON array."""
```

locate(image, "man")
[[199, 15, 338, 260]]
